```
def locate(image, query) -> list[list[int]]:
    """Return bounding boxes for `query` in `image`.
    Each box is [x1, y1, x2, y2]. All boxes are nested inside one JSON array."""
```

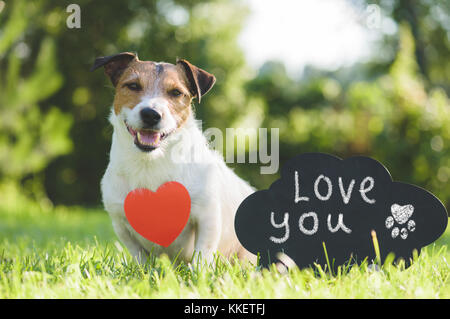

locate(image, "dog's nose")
[[140, 108, 162, 126]]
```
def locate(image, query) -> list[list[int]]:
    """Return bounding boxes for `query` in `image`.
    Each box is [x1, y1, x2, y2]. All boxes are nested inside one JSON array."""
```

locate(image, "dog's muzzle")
[[125, 121, 172, 152]]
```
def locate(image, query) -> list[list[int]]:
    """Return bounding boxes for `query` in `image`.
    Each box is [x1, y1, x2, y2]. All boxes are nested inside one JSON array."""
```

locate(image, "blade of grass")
[[371, 230, 381, 268], [322, 241, 333, 276]]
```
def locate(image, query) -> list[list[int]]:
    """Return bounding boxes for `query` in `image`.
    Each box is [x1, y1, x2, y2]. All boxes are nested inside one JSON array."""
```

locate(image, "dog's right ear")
[[90, 52, 137, 86]]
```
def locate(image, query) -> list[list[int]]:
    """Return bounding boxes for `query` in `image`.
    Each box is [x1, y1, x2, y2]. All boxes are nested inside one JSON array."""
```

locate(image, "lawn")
[[0, 198, 448, 298]]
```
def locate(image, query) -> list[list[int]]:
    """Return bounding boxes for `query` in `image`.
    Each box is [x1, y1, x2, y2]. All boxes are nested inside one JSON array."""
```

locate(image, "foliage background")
[[0, 0, 449, 213]]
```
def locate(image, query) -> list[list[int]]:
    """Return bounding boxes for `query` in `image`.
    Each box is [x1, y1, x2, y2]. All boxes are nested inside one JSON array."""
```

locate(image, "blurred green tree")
[[358, 0, 450, 91], [0, 0, 72, 203]]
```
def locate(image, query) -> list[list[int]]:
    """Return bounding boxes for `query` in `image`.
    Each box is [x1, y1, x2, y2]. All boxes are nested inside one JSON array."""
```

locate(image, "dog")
[[91, 52, 256, 265]]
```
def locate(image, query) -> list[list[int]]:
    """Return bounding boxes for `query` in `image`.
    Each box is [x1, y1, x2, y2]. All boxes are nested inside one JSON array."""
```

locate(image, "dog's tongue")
[[137, 131, 160, 146]]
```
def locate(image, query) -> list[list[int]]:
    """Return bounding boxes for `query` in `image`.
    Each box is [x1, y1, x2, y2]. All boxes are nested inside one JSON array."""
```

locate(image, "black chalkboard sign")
[[234, 153, 448, 269]]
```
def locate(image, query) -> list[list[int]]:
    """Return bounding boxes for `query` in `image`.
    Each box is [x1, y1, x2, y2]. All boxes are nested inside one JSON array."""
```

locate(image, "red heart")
[[124, 181, 191, 247]]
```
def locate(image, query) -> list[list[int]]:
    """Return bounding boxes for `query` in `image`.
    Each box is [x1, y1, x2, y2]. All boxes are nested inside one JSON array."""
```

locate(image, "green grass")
[[0, 199, 448, 298]]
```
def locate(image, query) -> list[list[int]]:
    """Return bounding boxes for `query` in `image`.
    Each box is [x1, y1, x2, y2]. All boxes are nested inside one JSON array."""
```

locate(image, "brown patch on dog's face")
[[113, 61, 194, 127]]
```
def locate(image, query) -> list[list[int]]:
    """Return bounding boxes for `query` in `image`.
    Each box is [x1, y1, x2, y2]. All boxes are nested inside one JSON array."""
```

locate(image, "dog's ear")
[[90, 52, 137, 86], [176, 59, 216, 103]]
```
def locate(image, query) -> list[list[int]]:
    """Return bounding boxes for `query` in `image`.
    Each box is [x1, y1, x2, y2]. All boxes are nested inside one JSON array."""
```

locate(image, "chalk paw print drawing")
[[385, 204, 416, 239]]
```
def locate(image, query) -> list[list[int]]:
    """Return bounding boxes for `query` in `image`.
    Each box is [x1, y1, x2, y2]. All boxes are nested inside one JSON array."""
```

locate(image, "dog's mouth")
[[125, 122, 171, 152]]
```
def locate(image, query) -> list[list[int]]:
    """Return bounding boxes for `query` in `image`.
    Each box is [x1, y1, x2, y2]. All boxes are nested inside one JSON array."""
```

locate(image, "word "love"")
[[294, 171, 376, 204]]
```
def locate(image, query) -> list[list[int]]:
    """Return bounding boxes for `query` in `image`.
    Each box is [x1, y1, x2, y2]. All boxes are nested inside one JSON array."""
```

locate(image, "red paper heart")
[[124, 182, 191, 247]]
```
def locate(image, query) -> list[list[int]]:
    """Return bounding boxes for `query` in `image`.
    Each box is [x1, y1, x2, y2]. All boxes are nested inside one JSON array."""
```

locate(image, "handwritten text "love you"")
[[269, 171, 376, 244]]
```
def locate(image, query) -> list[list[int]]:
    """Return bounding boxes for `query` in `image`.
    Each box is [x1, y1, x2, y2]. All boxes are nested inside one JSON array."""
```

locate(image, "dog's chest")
[[102, 155, 212, 224], [102, 160, 201, 259]]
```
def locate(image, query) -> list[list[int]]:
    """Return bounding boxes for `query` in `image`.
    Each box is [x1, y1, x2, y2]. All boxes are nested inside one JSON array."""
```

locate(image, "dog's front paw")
[[191, 250, 216, 269]]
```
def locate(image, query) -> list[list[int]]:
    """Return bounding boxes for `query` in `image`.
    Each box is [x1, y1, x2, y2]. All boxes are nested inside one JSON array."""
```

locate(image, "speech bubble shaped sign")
[[234, 153, 448, 269]]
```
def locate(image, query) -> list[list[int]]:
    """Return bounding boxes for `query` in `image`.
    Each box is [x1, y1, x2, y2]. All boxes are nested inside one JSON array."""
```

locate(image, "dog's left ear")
[[90, 52, 138, 87], [177, 59, 216, 103]]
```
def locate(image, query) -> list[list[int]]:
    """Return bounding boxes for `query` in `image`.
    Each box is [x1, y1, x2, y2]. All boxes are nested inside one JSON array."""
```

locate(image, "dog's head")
[[91, 52, 215, 152]]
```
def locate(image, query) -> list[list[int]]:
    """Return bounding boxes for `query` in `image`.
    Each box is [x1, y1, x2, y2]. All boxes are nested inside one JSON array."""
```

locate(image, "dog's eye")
[[169, 89, 182, 97], [125, 83, 142, 91]]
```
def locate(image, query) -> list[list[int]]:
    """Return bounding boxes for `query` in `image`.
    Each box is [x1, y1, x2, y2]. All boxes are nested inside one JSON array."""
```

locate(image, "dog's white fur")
[[101, 105, 256, 264]]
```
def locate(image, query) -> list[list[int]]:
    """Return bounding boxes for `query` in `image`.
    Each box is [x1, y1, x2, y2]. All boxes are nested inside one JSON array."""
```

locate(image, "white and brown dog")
[[92, 52, 256, 265]]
